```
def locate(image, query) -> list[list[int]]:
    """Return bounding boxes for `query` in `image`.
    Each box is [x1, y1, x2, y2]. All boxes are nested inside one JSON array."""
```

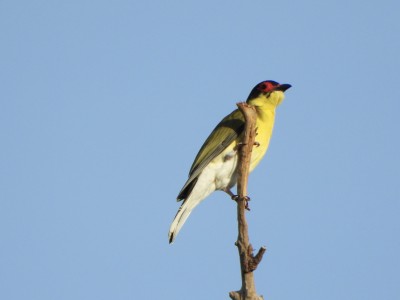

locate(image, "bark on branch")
[[229, 103, 266, 300]]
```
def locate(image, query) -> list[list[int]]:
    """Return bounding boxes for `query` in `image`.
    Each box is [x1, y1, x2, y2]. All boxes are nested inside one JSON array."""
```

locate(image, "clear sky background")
[[1, 0, 399, 299]]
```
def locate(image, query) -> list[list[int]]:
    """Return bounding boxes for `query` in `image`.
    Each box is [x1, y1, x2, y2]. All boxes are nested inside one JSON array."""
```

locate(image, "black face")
[[247, 80, 291, 101]]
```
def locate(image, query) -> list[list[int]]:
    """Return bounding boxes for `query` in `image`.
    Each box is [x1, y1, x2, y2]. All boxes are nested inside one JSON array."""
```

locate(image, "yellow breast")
[[249, 108, 276, 171], [247, 90, 285, 171]]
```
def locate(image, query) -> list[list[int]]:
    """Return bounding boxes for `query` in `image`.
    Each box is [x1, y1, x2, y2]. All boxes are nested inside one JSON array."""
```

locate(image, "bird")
[[168, 80, 291, 243]]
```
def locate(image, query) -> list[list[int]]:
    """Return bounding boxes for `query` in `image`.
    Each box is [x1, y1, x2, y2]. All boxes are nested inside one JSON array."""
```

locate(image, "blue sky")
[[1, 0, 399, 299]]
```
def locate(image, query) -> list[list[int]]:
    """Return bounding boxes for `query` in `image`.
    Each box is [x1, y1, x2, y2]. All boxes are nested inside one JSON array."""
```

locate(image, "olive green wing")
[[177, 109, 245, 201]]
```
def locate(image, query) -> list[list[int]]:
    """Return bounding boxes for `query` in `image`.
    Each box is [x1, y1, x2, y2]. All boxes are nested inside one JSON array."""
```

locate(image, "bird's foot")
[[223, 189, 251, 210], [231, 195, 251, 211], [243, 196, 251, 211], [254, 141, 260, 147]]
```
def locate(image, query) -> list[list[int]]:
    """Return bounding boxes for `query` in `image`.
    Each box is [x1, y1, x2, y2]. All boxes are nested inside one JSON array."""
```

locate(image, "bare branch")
[[229, 102, 265, 300]]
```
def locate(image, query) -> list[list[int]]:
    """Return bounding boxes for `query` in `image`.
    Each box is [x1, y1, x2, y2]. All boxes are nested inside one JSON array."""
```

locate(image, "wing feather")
[[177, 109, 244, 200]]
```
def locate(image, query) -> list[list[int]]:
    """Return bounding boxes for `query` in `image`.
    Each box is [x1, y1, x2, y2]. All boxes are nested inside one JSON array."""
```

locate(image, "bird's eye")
[[259, 84, 266, 91]]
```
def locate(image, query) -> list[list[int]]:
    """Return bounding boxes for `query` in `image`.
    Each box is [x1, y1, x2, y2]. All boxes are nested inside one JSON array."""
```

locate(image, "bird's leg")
[[223, 189, 251, 211], [223, 188, 237, 199]]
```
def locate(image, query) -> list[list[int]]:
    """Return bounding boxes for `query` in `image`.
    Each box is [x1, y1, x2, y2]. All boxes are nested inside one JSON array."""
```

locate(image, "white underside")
[[168, 146, 238, 242]]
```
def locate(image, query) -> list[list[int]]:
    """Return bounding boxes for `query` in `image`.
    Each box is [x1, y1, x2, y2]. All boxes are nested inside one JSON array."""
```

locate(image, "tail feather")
[[169, 164, 219, 243], [168, 179, 215, 243], [168, 202, 194, 243]]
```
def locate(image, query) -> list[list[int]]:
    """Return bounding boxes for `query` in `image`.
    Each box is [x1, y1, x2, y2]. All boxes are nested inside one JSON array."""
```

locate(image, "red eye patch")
[[258, 82, 274, 92]]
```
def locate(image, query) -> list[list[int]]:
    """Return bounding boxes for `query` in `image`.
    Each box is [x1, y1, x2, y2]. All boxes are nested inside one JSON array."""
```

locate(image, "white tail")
[[168, 200, 194, 243], [168, 171, 216, 243]]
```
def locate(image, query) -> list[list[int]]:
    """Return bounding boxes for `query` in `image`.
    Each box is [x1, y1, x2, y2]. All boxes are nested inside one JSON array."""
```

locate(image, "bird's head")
[[246, 80, 291, 108]]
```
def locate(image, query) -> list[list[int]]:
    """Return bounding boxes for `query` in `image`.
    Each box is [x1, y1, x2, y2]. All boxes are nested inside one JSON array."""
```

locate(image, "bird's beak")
[[274, 83, 292, 92]]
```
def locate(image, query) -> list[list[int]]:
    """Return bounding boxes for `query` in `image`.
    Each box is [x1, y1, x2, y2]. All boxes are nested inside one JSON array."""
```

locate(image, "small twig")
[[247, 246, 267, 273], [229, 103, 264, 300]]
